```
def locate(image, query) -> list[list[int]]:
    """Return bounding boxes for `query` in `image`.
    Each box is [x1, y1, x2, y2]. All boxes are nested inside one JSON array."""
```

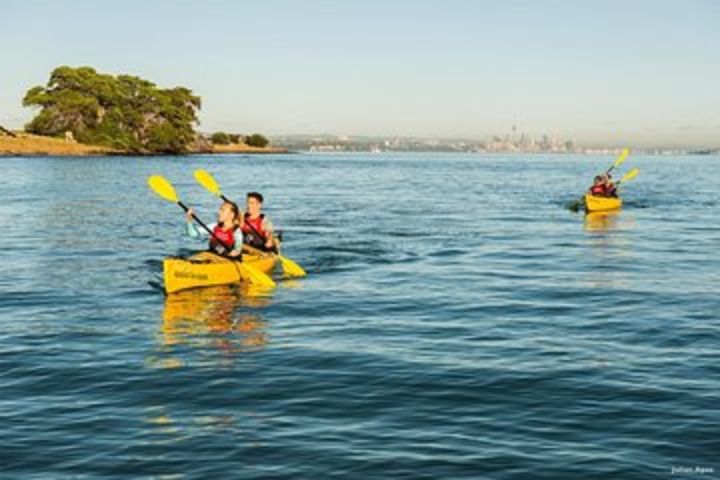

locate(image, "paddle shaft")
[[176, 200, 234, 252], [242, 242, 278, 257], [614, 169, 639, 190], [606, 149, 628, 175], [614, 178, 629, 190]]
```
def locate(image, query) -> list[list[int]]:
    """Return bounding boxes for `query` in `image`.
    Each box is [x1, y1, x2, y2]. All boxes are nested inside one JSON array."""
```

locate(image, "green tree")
[[245, 133, 269, 148], [211, 132, 231, 145], [23, 66, 201, 154]]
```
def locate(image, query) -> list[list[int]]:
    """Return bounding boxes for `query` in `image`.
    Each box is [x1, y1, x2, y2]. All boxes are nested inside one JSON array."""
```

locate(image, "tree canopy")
[[245, 133, 269, 148], [211, 132, 231, 145], [23, 66, 201, 154]]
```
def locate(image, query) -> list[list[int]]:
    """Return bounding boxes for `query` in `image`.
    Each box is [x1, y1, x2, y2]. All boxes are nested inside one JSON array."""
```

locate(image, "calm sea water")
[[1, 153, 718, 479]]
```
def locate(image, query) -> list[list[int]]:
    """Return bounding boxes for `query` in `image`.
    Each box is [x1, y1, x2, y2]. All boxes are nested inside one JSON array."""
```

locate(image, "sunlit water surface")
[[1, 153, 718, 478]]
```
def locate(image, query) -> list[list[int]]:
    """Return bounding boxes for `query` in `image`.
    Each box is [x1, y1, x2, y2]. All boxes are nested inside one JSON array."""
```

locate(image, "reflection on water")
[[584, 211, 620, 232], [147, 286, 274, 447], [157, 285, 272, 362], [581, 211, 633, 290], [144, 405, 239, 451], [4, 155, 719, 478]]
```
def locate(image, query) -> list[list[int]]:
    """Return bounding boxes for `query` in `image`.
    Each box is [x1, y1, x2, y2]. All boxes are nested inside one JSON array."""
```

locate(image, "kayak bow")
[[584, 194, 622, 213]]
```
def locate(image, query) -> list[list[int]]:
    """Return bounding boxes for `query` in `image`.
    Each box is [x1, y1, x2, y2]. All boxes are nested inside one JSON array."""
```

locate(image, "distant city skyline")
[[1, 0, 719, 148], [270, 130, 715, 154]]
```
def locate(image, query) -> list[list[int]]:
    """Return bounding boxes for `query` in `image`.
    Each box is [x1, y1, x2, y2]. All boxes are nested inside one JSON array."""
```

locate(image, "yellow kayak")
[[163, 249, 278, 294], [584, 194, 622, 213]]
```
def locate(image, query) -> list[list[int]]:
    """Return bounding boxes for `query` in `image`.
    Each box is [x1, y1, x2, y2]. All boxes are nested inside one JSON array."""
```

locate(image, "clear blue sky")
[[1, 0, 718, 147]]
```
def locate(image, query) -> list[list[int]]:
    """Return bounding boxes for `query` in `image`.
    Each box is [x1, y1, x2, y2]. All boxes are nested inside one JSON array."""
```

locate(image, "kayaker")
[[603, 173, 618, 197], [588, 176, 607, 196], [241, 192, 276, 252], [186, 201, 243, 257]]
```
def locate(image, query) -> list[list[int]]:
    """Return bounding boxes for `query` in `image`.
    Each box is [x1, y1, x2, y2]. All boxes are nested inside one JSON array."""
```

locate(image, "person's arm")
[[185, 209, 213, 238], [262, 217, 274, 249], [225, 229, 244, 257], [186, 221, 204, 238], [233, 228, 244, 246]]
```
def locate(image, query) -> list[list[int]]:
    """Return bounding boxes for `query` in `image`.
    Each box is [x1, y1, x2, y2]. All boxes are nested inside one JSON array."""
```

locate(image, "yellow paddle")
[[606, 148, 629, 174], [193, 169, 307, 277], [147, 175, 276, 289], [615, 167, 639, 188], [194, 169, 228, 202]]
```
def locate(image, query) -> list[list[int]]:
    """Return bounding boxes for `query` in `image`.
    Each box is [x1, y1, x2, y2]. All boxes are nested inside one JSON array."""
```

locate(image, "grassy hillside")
[[0, 133, 116, 155]]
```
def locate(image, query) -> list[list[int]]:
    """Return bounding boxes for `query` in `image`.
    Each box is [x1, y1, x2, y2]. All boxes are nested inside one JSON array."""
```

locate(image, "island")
[[0, 66, 285, 156]]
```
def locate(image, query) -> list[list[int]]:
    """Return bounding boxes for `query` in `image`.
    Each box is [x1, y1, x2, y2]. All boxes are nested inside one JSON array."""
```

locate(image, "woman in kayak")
[[186, 201, 243, 257], [588, 175, 607, 196], [241, 192, 276, 252]]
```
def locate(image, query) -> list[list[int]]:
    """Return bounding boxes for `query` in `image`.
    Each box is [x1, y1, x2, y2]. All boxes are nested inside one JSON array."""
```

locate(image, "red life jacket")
[[590, 184, 606, 196], [210, 224, 236, 252], [241, 213, 268, 249]]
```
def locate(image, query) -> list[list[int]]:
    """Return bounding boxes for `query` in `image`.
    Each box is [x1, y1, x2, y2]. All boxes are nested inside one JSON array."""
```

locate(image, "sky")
[[1, 0, 719, 147]]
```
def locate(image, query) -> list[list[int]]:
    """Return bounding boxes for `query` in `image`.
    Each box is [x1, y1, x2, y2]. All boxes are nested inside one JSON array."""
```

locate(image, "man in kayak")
[[603, 173, 618, 197], [241, 192, 276, 252], [186, 201, 243, 257], [588, 175, 607, 196]]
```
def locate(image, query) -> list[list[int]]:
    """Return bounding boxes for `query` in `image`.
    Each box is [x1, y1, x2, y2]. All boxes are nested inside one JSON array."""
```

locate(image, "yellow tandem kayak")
[[163, 250, 279, 294], [584, 194, 622, 213]]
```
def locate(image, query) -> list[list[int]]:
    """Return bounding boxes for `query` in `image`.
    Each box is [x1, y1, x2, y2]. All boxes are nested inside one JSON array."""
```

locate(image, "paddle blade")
[[620, 167, 640, 184], [279, 255, 307, 277], [240, 263, 277, 289], [567, 198, 583, 212], [613, 148, 630, 169], [148, 175, 179, 203], [194, 169, 222, 197]]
